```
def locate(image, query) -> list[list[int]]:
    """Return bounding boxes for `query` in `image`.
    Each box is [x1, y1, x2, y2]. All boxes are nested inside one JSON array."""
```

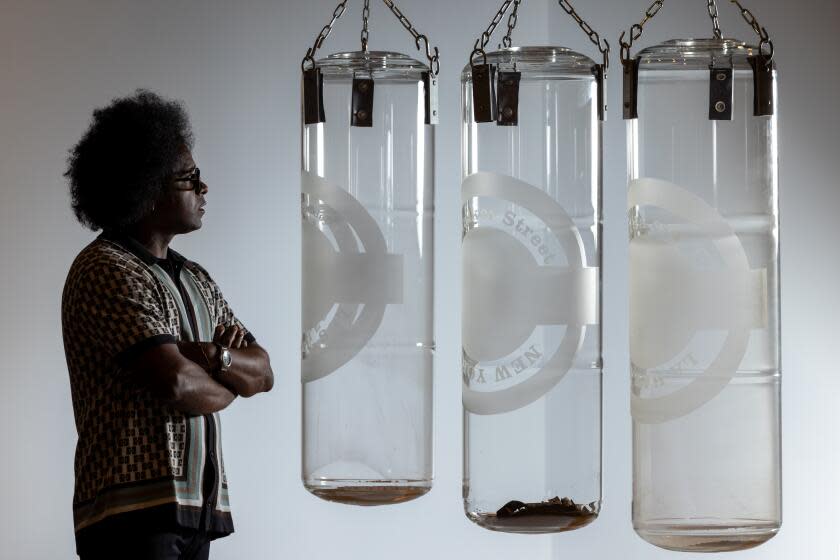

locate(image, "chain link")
[[361, 0, 371, 52], [707, 0, 723, 39], [471, 0, 517, 66], [501, 0, 522, 48], [619, 0, 664, 62], [381, 0, 441, 75], [473, 0, 610, 69], [557, 0, 611, 69], [729, 0, 773, 61], [301, 0, 349, 71]]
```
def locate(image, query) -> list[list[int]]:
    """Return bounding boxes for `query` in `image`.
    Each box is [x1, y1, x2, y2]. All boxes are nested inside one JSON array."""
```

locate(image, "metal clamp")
[[471, 63, 497, 123], [709, 66, 734, 120], [422, 71, 439, 125], [593, 64, 607, 122], [622, 57, 641, 120], [351, 75, 375, 127], [303, 68, 325, 125], [496, 71, 521, 126], [748, 55, 775, 116]]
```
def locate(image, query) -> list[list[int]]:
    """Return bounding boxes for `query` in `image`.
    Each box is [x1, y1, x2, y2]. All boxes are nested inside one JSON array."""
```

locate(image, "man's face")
[[156, 148, 207, 234]]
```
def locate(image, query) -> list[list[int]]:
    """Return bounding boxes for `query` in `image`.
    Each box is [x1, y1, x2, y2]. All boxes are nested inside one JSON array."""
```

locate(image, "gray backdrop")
[[0, 0, 837, 558]]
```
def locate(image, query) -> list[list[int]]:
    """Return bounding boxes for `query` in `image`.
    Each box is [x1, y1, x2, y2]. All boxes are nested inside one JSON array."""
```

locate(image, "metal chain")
[[471, 0, 517, 66], [619, 0, 664, 62], [557, 0, 611, 69], [301, 0, 349, 71], [382, 0, 440, 75], [707, 0, 723, 39], [361, 0, 371, 52], [729, 0, 773, 61], [501, 0, 522, 48], [620, 0, 772, 63]]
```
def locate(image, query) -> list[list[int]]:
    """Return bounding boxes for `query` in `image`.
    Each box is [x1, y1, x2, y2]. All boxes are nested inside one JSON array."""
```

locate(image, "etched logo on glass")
[[629, 178, 768, 423], [462, 172, 599, 415], [301, 171, 404, 383]]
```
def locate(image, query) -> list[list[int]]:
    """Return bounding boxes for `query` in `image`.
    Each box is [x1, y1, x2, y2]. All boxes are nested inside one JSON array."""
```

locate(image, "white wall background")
[[0, 1, 837, 559]]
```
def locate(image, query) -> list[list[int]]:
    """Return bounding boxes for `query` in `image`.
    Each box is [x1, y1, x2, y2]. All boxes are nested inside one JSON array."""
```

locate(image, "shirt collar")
[[100, 230, 188, 268]]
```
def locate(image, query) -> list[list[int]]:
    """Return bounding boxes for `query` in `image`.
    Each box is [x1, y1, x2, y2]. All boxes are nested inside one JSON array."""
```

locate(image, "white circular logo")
[[301, 171, 404, 383], [629, 178, 768, 423], [462, 172, 599, 415]]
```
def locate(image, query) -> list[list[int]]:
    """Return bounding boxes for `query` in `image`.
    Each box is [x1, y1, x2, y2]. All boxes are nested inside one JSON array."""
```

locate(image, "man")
[[62, 90, 273, 560]]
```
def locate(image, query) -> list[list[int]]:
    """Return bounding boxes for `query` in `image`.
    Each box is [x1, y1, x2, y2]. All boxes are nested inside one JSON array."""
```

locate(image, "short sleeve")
[[217, 293, 256, 344], [63, 255, 176, 367]]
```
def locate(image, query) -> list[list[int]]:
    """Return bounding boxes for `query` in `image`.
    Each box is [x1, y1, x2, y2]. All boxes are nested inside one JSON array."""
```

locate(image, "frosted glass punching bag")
[[624, 32, 781, 551], [461, 40, 605, 532], [300, 49, 436, 506]]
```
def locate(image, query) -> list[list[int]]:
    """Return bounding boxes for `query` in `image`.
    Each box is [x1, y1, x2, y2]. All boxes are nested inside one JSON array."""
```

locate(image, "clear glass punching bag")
[[626, 39, 780, 551], [301, 51, 435, 505], [461, 47, 603, 533]]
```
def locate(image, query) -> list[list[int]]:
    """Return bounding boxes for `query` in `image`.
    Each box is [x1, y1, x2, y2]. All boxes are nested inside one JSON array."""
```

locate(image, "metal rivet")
[[502, 107, 514, 118], [504, 79, 514, 87], [716, 72, 727, 81], [356, 110, 368, 120], [359, 81, 370, 92], [714, 101, 726, 113]]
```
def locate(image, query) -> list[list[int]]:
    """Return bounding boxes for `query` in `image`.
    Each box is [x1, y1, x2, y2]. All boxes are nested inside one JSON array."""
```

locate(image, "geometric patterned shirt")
[[62, 232, 253, 547]]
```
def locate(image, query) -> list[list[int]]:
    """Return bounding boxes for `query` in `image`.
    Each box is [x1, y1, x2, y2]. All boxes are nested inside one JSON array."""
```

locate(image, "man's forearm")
[[178, 341, 274, 398], [169, 361, 237, 415], [128, 343, 237, 416]]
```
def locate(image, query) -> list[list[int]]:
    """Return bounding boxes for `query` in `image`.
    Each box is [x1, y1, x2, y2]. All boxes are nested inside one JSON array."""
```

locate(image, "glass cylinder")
[[461, 47, 602, 533], [627, 39, 780, 551], [301, 51, 434, 505]]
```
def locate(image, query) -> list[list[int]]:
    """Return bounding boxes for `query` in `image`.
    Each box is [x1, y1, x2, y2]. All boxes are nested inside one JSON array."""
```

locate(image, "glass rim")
[[461, 46, 597, 77], [637, 38, 767, 68], [315, 50, 429, 75]]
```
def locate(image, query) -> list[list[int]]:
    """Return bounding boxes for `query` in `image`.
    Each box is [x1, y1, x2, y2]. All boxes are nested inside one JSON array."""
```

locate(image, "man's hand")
[[214, 324, 248, 349], [175, 324, 247, 372], [205, 324, 273, 397]]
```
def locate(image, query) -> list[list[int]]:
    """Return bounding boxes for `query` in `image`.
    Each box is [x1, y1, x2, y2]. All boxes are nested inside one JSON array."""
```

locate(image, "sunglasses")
[[172, 167, 202, 194]]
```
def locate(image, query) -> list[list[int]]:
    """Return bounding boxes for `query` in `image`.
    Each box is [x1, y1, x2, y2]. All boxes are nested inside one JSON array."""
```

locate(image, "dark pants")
[[79, 528, 211, 560]]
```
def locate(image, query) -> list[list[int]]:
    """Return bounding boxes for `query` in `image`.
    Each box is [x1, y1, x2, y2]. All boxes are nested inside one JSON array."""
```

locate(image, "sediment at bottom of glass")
[[467, 498, 599, 534], [634, 520, 780, 552], [304, 479, 432, 506]]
